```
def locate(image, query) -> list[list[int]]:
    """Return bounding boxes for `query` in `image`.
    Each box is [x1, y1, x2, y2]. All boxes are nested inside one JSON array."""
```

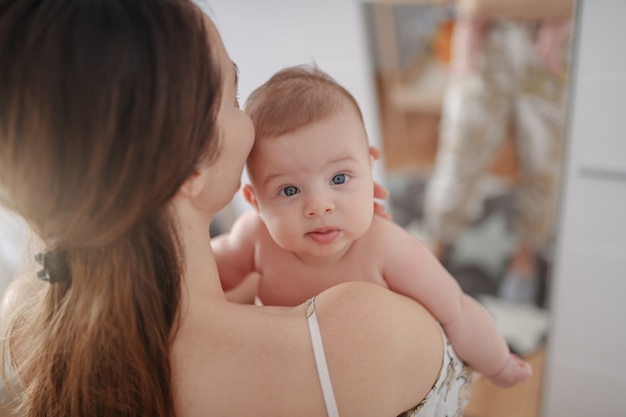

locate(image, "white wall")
[[543, 1, 626, 415], [207, 0, 386, 216]]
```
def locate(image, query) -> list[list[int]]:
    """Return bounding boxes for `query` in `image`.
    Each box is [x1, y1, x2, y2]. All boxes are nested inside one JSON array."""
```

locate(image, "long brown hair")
[[0, 0, 221, 416]]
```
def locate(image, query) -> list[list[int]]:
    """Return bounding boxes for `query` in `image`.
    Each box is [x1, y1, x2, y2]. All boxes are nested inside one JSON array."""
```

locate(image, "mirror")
[[361, 1, 574, 416]]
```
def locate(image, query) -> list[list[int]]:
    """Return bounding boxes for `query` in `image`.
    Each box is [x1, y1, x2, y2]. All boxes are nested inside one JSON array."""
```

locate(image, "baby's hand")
[[489, 353, 532, 387]]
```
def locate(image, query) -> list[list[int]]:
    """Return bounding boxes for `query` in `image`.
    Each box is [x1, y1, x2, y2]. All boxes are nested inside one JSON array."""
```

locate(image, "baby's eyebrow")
[[263, 172, 290, 185], [326, 155, 357, 165]]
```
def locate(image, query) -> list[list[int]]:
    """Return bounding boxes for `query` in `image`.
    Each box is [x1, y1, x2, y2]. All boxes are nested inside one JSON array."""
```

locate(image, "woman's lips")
[[306, 228, 340, 244]]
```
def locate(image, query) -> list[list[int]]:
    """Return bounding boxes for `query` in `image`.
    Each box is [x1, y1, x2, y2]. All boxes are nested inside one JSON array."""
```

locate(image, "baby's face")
[[246, 108, 374, 259]]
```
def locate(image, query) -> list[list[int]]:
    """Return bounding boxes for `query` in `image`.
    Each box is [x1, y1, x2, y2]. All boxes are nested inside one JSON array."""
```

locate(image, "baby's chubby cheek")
[[261, 214, 295, 247], [354, 210, 375, 237]]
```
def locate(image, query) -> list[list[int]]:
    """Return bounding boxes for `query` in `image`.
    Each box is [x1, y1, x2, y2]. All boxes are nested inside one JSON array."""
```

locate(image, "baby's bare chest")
[[254, 241, 388, 307]]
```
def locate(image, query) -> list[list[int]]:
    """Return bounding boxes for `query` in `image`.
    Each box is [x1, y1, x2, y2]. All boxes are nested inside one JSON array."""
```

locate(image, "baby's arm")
[[211, 210, 259, 295], [378, 220, 531, 387]]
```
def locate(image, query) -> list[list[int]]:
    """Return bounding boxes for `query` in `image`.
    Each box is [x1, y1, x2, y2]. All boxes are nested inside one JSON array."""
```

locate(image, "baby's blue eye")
[[280, 186, 300, 197], [332, 173, 349, 185]]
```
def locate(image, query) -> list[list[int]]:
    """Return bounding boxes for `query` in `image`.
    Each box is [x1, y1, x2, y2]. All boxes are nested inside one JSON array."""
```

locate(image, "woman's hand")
[[370, 147, 392, 220]]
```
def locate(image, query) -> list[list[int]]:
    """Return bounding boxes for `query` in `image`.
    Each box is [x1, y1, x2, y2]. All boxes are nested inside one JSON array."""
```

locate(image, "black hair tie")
[[35, 250, 71, 284]]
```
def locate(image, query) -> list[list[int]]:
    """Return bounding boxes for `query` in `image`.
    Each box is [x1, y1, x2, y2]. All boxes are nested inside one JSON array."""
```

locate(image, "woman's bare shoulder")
[[313, 282, 444, 415]]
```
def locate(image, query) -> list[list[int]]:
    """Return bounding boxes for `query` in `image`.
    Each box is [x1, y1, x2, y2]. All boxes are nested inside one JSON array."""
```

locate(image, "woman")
[[0, 1, 468, 416]]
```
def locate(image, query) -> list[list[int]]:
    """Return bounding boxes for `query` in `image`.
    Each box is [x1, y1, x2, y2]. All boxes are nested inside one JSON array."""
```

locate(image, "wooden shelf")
[[387, 58, 449, 114]]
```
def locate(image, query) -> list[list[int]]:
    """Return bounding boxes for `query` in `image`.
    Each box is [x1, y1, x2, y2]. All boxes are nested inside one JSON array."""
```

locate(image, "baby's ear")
[[242, 184, 260, 212]]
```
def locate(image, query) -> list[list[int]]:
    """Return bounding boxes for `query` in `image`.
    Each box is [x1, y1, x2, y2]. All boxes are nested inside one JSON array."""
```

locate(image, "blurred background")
[[1, 1, 625, 416]]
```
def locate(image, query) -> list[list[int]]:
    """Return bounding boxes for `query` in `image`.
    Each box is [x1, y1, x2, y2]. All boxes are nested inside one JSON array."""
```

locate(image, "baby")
[[212, 65, 531, 387]]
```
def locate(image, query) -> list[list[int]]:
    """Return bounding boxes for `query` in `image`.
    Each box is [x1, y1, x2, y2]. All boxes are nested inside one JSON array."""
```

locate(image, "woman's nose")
[[304, 193, 335, 217]]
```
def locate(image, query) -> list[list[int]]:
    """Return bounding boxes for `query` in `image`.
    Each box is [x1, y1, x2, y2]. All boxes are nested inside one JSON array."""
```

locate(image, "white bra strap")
[[305, 297, 339, 417]]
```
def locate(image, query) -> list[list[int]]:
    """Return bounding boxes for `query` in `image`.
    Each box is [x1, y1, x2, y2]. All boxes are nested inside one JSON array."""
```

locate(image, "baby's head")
[[242, 65, 376, 258], [245, 65, 365, 148]]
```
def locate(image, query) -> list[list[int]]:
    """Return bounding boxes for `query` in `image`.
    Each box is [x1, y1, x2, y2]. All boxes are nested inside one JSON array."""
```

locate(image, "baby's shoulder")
[[362, 217, 431, 264], [230, 209, 266, 237], [368, 215, 408, 234], [364, 216, 416, 247], [237, 209, 263, 227]]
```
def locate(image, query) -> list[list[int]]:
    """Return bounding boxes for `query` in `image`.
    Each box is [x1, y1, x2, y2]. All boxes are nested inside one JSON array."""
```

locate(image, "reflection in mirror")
[[361, 1, 574, 416]]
